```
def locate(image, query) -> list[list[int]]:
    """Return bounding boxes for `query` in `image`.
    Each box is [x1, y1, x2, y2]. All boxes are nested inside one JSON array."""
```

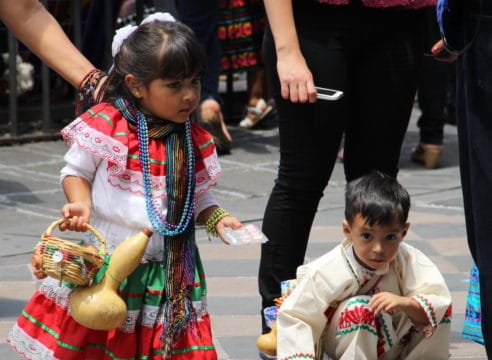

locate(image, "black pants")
[[417, 56, 454, 145], [456, 6, 492, 357], [175, 0, 221, 102], [259, 2, 426, 332], [417, 10, 455, 145]]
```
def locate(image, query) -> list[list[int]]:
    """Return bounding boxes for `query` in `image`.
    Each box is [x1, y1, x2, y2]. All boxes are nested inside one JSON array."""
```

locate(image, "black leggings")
[[259, 2, 426, 331]]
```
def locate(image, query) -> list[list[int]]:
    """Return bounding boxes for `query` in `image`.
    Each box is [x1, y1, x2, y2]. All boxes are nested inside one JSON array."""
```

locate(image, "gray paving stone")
[[0, 105, 488, 359]]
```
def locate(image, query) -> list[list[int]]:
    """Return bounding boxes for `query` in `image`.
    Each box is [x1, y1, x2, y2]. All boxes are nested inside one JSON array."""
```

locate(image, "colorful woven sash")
[[114, 98, 197, 356]]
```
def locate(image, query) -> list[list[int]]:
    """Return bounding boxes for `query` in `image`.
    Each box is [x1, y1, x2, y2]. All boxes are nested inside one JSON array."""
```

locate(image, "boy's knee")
[[336, 295, 378, 333]]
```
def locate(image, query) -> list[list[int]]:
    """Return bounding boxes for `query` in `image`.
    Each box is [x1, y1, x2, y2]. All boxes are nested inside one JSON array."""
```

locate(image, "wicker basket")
[[39, 219, 106, 286]]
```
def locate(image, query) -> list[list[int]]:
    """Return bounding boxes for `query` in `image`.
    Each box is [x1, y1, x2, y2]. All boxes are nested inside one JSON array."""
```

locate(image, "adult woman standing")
[[258, 0, 435, 334]]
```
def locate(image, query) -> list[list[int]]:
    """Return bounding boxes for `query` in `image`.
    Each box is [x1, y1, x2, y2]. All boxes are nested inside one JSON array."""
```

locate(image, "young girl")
[[8, 13, 241, 360]]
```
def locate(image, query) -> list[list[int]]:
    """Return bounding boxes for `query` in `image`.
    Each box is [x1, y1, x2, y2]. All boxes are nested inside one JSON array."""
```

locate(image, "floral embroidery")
[[280, 353, 316, 360], [61, 117, 127, 173], [316, 0, 435, 9]]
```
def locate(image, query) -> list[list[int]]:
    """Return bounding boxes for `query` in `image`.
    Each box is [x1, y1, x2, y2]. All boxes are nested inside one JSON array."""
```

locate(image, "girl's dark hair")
[[345, 171, 410, 227], [100, 20, 206, 102]]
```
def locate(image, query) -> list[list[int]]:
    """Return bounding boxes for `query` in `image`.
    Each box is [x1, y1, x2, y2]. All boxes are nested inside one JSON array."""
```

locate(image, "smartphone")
[[315, 86, 344, 101]]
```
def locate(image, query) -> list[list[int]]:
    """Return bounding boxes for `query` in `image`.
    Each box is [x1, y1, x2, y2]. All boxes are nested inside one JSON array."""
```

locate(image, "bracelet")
[[205, 207, 231, 237], [75, 68, 107, 116]]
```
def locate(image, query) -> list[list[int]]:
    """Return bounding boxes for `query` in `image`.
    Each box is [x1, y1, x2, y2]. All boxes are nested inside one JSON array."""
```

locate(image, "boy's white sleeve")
[[60, 144, 101, 184], [277, 271, 330, 358], [398, 243, 452, 337], [194, 189, 219, 218], [277, 248, 357, 359]]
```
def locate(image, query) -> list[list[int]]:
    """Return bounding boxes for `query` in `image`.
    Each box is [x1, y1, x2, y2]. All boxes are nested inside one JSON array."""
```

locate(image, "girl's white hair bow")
[[111, 12, 176, 57]]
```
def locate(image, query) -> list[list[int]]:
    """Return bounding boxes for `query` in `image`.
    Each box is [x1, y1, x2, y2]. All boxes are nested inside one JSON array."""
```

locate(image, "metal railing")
[[0, 0, 177, 145]]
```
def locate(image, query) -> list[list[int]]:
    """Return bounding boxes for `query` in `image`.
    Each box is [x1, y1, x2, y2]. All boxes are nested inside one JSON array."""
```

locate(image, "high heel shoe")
[[411, 143, 443, 169]]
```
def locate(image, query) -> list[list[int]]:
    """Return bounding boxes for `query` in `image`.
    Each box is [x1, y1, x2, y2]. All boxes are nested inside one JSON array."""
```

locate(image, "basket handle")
[[44, 218, 107, 256]]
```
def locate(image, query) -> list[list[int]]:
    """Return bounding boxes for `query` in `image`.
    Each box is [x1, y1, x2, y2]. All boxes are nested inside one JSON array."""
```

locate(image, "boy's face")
[[343, 214, 409, 271]]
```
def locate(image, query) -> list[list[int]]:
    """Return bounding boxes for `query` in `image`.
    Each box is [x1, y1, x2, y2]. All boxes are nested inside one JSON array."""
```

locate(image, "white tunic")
[[277, 239, 452, 360]]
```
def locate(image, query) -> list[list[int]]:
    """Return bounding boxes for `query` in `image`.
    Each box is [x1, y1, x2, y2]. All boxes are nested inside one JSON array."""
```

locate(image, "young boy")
[[276, 171, 452, 360]]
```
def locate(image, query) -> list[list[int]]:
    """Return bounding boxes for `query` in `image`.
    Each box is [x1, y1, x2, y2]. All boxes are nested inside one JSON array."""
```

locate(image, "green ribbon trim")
[[22, 309, 215, 359], [93, 255, 111, 283], [21, 310, 59, 339], [155, 344, 215, 355]]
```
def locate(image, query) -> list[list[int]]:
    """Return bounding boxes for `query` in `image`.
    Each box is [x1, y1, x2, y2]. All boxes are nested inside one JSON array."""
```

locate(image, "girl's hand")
[[215, 215, 242, 244], [60, 201, 92, 232], [276, 50, 317, 104]]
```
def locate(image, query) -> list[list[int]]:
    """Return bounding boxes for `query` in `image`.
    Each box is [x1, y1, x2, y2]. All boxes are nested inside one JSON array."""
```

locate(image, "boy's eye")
[[166, 81, 182, 89], [361, 233, 372, 240], [191, 77, 201, 86], [386, 234, 397, 241]]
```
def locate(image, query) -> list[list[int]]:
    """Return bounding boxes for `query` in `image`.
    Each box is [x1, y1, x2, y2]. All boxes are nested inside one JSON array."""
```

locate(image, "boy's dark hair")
[[101, 20, 206, 102], [345, 171, 410, 227]]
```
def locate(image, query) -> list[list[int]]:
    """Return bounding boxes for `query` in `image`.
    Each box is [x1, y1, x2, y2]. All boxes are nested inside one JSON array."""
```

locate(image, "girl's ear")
[[124, 74, 142, 98]]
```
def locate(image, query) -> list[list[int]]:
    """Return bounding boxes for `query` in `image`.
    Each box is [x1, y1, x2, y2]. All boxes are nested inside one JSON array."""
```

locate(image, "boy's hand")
[[369, 292, 410, 315], [370, 292, 429, 329], [60, 201, 92, 232]]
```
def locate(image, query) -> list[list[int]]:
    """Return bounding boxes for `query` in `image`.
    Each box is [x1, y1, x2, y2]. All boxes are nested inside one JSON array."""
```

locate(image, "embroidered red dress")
[[8, 102, 221, 360]]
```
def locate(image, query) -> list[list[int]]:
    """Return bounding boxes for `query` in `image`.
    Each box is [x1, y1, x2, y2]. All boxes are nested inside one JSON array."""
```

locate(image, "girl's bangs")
[[157, 36, 205, 79]]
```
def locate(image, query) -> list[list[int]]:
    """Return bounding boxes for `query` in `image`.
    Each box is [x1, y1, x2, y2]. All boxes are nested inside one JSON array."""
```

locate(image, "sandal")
[[239, 98, 274, 129], [411, 143, 443, 169]]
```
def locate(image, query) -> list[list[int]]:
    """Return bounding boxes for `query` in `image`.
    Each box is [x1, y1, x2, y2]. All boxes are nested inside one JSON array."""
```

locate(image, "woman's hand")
[[430, 39, 458, 62], [277, 49, 317, 104]]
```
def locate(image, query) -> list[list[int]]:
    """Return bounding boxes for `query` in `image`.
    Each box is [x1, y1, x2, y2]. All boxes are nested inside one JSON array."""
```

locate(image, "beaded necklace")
[[115, 99, 196, 236], [115, 98, 198, 349]]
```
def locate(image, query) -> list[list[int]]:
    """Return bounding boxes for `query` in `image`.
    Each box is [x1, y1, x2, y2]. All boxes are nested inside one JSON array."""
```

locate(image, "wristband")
[[205, 207, 231, 237], [76, 68, 107, 115]]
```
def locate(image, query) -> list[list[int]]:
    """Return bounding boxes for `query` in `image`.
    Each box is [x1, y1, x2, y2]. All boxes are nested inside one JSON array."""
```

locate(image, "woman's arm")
[[263, 0, 316, 103], [0, 0, 95, 88]]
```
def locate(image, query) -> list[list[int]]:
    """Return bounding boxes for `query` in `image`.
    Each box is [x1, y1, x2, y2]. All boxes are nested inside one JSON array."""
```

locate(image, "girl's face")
[[132, 75, 201, 123], [342, 214, 409, 271]]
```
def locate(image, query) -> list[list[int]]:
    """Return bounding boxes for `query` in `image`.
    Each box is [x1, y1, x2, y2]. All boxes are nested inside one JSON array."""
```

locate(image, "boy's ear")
[[342, 220, 351, 238], [401, 222, 410, 238]]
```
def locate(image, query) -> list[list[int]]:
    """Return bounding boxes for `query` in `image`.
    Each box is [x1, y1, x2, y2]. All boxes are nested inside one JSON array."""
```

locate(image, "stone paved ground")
[[0, 105, 487, 359]]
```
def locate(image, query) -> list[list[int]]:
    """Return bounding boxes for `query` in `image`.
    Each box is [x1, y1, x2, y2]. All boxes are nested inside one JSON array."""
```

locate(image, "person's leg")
[[343, 7, 425, 181], [457, 12, 492, 357], [175, 0, 220, 102], [411, 56, 451, 168], [417, 56, 450, 146], [239, 69, 274, 129], [259, 3, 351, 333], [175, 0, 232, 153]]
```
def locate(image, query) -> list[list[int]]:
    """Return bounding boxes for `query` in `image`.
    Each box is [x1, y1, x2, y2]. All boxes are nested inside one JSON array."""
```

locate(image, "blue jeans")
[[456, 4, 492, 357], [175, 0, 221, 102], [258, 1, 426, 332]]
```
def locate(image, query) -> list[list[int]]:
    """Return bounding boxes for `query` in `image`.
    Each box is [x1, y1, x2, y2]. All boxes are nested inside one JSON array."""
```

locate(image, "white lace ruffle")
[[8, 325, 56, 360]]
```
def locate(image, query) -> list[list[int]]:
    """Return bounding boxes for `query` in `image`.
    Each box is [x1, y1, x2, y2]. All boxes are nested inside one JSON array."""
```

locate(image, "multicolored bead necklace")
[[128, 101, 196, 236]]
